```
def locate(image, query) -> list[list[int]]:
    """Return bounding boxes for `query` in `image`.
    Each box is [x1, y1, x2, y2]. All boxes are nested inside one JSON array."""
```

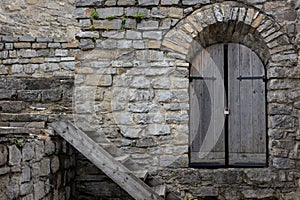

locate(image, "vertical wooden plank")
[[190, 49, 203, 155], [239, 44, 253, 155], [228, 43, 266, 165], [212, 44, 225, 155], [251, 50, 267, 163], [189, 44, 225, 164], [228, 43, 241, 164]]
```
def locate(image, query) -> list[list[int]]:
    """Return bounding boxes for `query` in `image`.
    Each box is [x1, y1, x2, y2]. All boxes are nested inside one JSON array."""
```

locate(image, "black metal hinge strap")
[[189, 76, 217, 82], [237, 75, 267, 82]]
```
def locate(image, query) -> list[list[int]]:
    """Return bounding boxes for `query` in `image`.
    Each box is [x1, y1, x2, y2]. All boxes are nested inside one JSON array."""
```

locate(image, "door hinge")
[[189, 76, 217, 82], [237, 75, 267, 82]]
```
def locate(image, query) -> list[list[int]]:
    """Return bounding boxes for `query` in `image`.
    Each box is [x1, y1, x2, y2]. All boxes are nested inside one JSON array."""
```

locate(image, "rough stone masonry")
[[0, 0, 300, 199]]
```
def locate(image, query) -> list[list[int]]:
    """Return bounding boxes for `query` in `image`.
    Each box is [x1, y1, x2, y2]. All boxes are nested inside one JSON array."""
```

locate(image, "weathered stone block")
[[42, 89, 62, 102], [51, 155, 60, 173], [155, 90, 174, 102], [22, 143, 35, 161], [242, 189, 275, 199], [18, 90, 41, 102], [136, 137, 156, 147], [8, 145, 22, 166], [137, 20, 159, 30], [45, 140, 55, 155], [118, 0, 135, 5], [273, 158, 295, 169], [34, 181, 45, 200], [136, 50, 163, 61], [182, 0, 210, 5], [161, 0, 179, 5], [96, 7, 124, 19], [20, 183, 33, 196], [130, 76, 150, 88], [75, 0, 104, 6], [120, 126, 143, 138], [126, 30, 142, 39], [0, 101, 24, 113], [22, 166, 31, 182], [93, 19, 122, 30], [40, 158, 51, 176], [138, 0, 159, 5], [0, 145, 8, 166], [79, 39, 95, 50], [269, 115, 295, 129], [17, 49, 37, 58], [35, 140, 45, 161], [148, 124, 171, 135], [18, 36, 35, 42]]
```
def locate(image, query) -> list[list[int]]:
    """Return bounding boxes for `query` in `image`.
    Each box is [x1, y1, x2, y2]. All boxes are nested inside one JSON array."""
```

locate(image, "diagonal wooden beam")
[[49, 120, 163, 200]]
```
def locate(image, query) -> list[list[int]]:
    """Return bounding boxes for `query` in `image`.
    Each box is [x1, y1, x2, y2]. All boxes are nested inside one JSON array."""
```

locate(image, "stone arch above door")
[[162, 1, 297, 68]]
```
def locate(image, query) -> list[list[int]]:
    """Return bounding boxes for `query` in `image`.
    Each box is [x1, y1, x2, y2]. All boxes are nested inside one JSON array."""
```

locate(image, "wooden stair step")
[[152, 184, 166, 198], [133, 170, 149, 181], [99, 143, 122, 157], [115, 155, 130, 163]]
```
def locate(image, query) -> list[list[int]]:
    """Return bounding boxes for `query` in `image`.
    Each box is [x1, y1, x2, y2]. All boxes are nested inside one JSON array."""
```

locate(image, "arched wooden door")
[[189, 43, 267, 167]]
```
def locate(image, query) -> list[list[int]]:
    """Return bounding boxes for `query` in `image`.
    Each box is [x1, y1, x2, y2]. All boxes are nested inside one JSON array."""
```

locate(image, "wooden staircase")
[[49, 120, 181, 200]]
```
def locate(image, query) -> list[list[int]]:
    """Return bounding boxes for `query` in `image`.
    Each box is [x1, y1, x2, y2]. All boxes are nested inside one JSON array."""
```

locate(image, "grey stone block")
[[79, 39, 95, 50], [75, 0, 104, 6], [51, 156, 60, 173], [182, 0, 210, 5], [2, 36, 18, 42], [21, 166, 31, 182], [18, 36, 35, 42], [138, 0, 159, 5], [36, 37, 54, 42], [161, 0, 179, 5], [0, 145, 8, 166], [45, 140, 55, 155], [8, 145, 22, 166], [42, 89, 62, 102], [22, 143, 35, 161], [20, 183, 33, 196], [40, 158, 51, 176], [96, 7, 124, 19], [18, 90, 41, 102], [0, 101, 24, 113]]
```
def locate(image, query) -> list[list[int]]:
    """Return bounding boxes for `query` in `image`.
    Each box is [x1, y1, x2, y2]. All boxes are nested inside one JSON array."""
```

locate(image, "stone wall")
[[0, 0, 300, 199], [74, 0, 300, 199], [0, 36, 77, 199], [0, 0, 79, 41], [0, 137, 76, 200]]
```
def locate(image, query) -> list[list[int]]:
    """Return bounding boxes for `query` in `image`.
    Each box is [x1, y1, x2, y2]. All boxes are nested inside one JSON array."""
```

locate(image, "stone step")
[[133, 170, 149, 181], [152, 184, 166, 199]]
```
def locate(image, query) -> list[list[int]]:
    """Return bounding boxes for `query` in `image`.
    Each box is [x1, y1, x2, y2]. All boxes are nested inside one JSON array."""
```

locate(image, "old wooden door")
[[189, 43, 267, 167]]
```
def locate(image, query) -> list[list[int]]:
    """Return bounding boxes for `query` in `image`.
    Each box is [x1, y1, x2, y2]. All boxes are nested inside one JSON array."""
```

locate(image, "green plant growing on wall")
[[90, 10, 100, 20], [90, 25, 95, 31], [133, 12, 145, 22], [107, 15, 118, 20], [121, 18, 127, 30], [12, 139, 25, 148]]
